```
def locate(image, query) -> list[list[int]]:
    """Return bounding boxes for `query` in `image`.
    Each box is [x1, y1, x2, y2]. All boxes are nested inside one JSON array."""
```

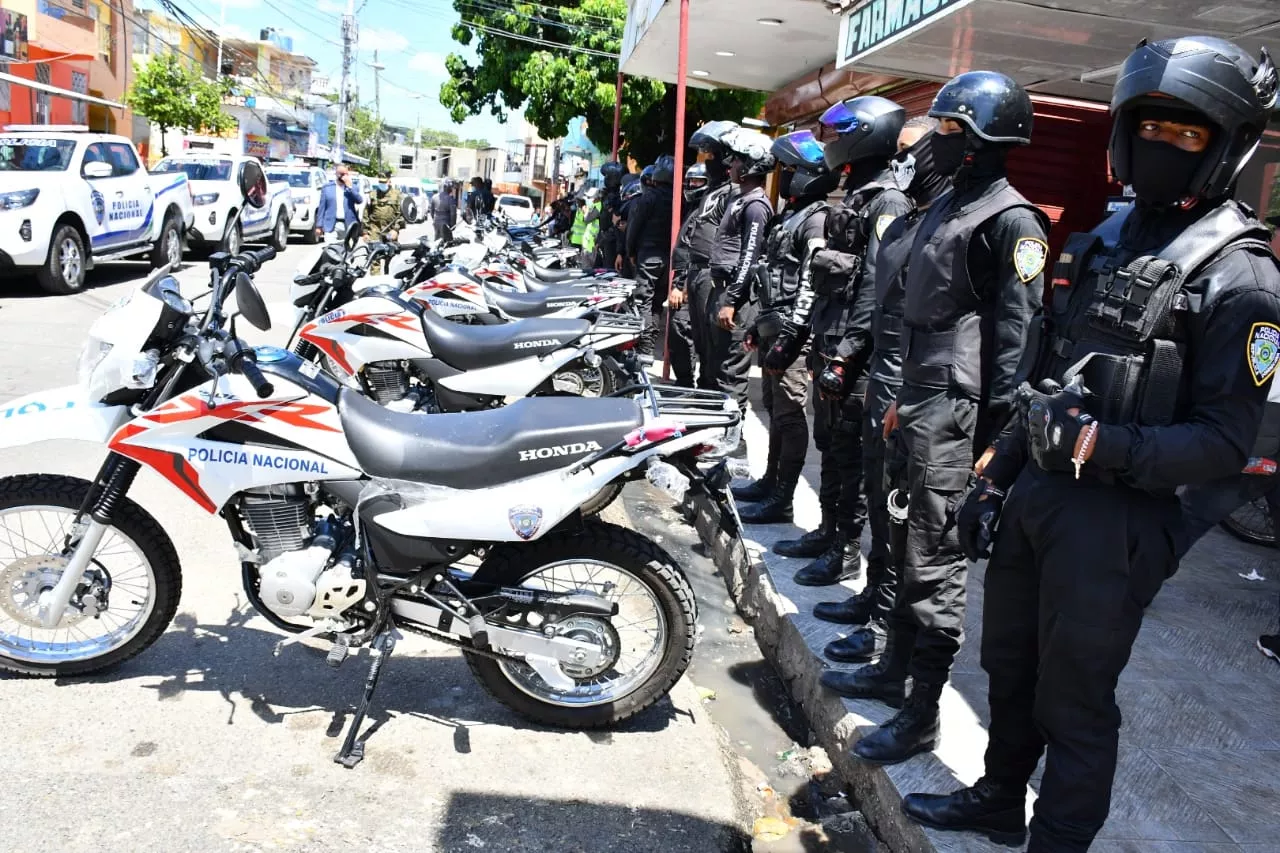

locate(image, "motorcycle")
[[0, 161, 742, 767]]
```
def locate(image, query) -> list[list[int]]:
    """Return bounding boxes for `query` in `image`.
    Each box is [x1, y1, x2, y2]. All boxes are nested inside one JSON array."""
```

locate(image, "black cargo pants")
[[810, 337, 868, 539], [889, 383, 976, 685], [981, 464, 1180, 852], [685, 267, 717, 391], [708, 273, 756, 412], [635, 256, 668, 358], [863, 375, 903, 618], [758, 333, 810, 490]]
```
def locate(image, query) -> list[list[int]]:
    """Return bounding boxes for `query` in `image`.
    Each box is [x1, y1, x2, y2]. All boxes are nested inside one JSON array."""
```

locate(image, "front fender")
[[0, 386, 130, 450]]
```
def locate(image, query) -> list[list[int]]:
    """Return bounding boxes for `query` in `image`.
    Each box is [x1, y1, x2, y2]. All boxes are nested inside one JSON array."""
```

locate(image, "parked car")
[[0, 125, 195, 294], [265, 164, 327, 243], [152, 153, 292, 254], [495, 193, 536, 223]]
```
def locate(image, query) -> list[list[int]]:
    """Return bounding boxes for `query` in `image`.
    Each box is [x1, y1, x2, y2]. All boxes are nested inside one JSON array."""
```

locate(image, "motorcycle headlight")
[[193, 192, 220, 206], [0, 189, 39, 210], [127, 349, 161, 390], [77, 338, 113, 390]]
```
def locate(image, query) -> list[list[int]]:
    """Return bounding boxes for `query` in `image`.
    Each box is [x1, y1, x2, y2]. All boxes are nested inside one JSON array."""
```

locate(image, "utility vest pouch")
[[901, 313, 983, 397]]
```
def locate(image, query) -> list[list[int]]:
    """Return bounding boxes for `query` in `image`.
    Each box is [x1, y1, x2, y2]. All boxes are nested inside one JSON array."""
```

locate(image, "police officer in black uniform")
[[828, 72, 1050, 766], [775, 96, 911, 586], [712, 128, 776, 417], [665, 163, 710, 386], [903, 38, 1280, 851], [671, 120, 741, 391], [593, 161, 628, 270], [733, 131, 841, 524], [816, 116, 950, 663], [627, 155, 677, 360]]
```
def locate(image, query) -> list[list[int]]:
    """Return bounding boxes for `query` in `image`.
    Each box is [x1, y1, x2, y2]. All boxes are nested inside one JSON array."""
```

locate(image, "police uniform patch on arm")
[[1248, 322, 1280, 386], [875, 214, 896, 241], [1013, 237, 1049, 284]]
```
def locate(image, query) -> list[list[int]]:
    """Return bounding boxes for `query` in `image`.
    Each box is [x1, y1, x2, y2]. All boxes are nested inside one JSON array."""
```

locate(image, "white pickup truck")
[[265, 163, 327, 243], [152, 153, 293, 255], [0, 125, 194, 295]]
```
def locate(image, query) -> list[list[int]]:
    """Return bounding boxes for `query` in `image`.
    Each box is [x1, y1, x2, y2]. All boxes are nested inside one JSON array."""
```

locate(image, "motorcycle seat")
[[420, 307, 591, 371], [338, 389, 641, 490], [482, 282, 595, 319], [527, 260, 589, 283]]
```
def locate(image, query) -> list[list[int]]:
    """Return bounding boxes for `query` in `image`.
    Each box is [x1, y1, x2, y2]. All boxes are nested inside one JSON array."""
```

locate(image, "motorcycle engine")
[[362, 362, 410, 404]]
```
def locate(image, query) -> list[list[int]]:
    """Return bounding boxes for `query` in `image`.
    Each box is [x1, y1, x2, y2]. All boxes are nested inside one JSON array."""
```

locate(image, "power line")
[[457, 0, 614, 34], [457, 19, 618, 58]]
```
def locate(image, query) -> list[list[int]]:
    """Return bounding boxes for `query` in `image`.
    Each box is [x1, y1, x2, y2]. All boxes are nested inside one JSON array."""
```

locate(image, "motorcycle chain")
[[395, 617, 518, 664]]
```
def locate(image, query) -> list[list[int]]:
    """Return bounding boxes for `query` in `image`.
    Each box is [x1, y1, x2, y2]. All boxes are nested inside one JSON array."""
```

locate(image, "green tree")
[[439, 0, 765, 166], [126, 54, 235, 156], [328, 104, 386, 175]]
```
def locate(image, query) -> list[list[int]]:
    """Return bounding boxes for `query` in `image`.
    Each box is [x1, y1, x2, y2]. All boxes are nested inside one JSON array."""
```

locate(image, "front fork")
[[37, 453, 141, 629]]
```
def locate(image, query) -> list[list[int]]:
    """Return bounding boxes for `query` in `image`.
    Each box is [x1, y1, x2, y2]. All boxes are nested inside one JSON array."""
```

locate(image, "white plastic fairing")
[[78, 286, 165, 402], [0, 386, 130, 450]]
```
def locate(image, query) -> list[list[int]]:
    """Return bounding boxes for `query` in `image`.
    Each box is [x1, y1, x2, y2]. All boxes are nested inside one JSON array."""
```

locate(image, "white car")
[[153, 154, 292, 254], [495, 193, 535, 223], [0, 126, 194, 294], [266, 164, 327, 243]]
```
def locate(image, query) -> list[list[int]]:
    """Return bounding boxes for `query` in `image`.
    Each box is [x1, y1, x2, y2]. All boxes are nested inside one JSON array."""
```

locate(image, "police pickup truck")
[[152, 153, 293, 255], [265, 163, 327, 243], [0, 125, 194, 295]]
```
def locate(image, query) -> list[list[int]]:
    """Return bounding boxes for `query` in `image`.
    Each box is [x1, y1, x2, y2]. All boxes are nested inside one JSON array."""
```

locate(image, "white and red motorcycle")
[[0, 163, 741, 767]]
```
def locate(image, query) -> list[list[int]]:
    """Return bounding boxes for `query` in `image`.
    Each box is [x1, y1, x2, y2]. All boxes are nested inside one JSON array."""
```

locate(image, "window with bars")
[[0, 62, 9, 113], [34, 64, 51, 124], [71, 71, 88, 124]]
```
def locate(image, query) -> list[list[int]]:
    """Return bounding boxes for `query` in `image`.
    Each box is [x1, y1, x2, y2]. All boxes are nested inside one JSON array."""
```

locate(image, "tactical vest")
[[869, 211, 923, 386], [678, 183, 736, 268], [761, 199, 828, 311], [1042, 200, 1278, 442], [811, 182, 887, 299], [900, 181, 1045, 398], [711, 187, 772, 275]]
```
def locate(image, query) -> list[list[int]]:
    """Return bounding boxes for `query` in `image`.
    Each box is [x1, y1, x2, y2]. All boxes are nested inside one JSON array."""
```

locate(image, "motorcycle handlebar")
[[234, 246, 277, 274], [224, 338, 274, 398]]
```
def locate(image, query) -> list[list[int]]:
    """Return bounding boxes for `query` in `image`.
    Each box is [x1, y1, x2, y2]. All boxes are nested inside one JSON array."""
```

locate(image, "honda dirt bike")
[[0, 162, 741, 767]]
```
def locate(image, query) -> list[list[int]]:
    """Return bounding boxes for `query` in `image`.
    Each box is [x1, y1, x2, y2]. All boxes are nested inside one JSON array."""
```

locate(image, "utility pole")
[[214, 0, 227, 80], [371, 51, 384, 172], [333, 0, 356, 167]]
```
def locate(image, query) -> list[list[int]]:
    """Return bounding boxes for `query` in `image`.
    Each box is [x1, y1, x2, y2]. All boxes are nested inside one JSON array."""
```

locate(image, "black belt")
[[900, 326, 957, 389]]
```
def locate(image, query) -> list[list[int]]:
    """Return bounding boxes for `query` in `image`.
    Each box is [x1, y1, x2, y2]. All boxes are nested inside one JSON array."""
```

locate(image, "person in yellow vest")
[[580, 187, 602, 269], [569, 192, 588, 254]]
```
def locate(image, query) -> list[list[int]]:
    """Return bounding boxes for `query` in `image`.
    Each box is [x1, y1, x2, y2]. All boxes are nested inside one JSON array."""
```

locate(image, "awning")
[[621, 0, 1280, 103], [27, 45, 95, 63], [0, 71, 124, 109]]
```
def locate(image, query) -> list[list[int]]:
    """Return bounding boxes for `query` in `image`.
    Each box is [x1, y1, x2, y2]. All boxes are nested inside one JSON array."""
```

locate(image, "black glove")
[[1018, 378, 1096, 475], [954, 478, 1006, 561], [763, 321, 810, 374], [817, 358, 851, 401], [743, 323, 760, 351]]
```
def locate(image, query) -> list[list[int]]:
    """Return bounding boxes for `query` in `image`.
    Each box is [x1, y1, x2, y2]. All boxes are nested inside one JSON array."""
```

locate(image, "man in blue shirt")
[[315, 164, 363, 241]]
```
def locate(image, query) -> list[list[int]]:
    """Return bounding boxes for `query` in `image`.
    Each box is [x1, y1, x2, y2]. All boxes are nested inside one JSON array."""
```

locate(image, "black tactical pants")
[[981, 464, 1180, 852], [433, 222, 453, 242], [708, 274, 756, 412], [635, 256, 668, 357], [758, 334, 810, 492], [889, 383, 976, 684], [863, 376, 902, 617], [685, 267, 717, 391], [810, 346, 867, 538]]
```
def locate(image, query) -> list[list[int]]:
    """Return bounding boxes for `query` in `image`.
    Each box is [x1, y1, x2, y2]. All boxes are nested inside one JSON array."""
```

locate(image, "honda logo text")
[[513, 339, 562, 350], [518, 441, 603, 462]]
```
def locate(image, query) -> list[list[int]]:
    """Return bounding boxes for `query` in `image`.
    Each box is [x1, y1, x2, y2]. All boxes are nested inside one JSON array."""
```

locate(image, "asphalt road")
[[0, 228, 754, 853]]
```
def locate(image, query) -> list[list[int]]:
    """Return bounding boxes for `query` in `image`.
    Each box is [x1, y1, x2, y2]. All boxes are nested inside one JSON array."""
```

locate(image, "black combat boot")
[[901, 778, 1028, 846], [820, 627, 910, 707], [731, 477, 775, 502], [823, 618, 888, 663], [813, 588, 874, 625], [853, 680, 943, 764], [793, 533, 862, 586], [738, 492, 794, 524], [774, 510, 837, 558]]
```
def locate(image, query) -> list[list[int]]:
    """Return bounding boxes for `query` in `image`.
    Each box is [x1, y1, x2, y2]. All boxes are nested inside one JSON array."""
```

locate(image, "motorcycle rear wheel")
[[0, 474, 181, 677], [1220, 496, 1277, 547], [580, 481, 623, 517], [464, 521, 696, 728]]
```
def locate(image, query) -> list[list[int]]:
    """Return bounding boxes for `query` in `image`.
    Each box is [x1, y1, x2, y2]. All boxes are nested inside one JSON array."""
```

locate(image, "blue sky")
[[144, 0, 520, 146]]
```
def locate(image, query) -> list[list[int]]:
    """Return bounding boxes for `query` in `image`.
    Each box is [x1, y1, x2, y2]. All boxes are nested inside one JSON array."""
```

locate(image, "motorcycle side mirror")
[[233, 270, 272, 331], [239, 160, 268, 209], [344, 220, 364, 251]]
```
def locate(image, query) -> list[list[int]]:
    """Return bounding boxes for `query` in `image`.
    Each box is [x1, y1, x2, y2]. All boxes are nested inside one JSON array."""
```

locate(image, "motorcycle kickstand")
[[334, 626, 398, 769]]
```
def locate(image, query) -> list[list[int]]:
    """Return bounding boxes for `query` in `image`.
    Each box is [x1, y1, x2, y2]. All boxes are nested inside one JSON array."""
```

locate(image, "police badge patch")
[[1013, 237, 1049, 284], [91, 190, 105, 226], [1247, 322, 1280, 387], [508, 506, 543, 540], [875, 214, 896, 241]]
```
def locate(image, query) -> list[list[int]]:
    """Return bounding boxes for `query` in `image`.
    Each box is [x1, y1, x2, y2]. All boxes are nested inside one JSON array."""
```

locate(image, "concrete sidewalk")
[[693, 370, 1280, 853]]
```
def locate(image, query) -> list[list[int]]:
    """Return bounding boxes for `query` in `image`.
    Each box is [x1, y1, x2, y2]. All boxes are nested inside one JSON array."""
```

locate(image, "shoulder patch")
[[875, 214, 896, 241], [1248, 322, 1280, 387], [1013, 237, 1049, 284]]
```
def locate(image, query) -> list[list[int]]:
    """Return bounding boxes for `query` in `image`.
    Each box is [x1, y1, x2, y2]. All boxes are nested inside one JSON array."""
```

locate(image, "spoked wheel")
[[1221, 497, 1277, 547], [547, 358, 616, 398], [465, 522, 695, 728], [0, 475, 181, 676]]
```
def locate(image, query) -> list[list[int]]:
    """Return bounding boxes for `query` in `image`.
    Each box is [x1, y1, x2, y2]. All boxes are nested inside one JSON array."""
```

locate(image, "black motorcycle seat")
[[420, 306, 590, 370], [338, 389, 641, 489], [483, 282, 592, 319], [528, 261, 589, 283]]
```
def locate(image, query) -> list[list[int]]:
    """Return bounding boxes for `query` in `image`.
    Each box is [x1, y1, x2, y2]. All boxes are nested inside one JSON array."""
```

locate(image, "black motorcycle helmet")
[[820, 95, 906, 171], [690, 119, 740, 153], [641, 165, 655, 187], [772, 130, 841, 199], [929, 70, 1034, 146], [722, 127, 776, 178], [621, 176, 644, 203], [600, 160, 626, 190], [1109, 36, 1278, 201], [683, 163, 708, 203], [651, 154, 676, 185]]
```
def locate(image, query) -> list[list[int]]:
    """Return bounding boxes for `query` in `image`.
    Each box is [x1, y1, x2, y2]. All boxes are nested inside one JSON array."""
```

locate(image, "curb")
[[691, 490, 939, 853]]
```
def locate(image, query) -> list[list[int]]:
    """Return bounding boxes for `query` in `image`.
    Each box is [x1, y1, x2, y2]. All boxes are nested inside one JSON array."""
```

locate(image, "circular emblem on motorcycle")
[[508, 506, 543, 540], [253, 346, 290, 363], [91, 190, 105, 226]]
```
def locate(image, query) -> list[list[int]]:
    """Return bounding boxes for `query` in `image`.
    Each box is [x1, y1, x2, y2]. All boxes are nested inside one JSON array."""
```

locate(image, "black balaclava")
[[843, 157, 884, 191], [1127, 104, 1217, 208], [892, 130, 950, 206], [778, 168, 795, 200], [704, 151, 730, 186]]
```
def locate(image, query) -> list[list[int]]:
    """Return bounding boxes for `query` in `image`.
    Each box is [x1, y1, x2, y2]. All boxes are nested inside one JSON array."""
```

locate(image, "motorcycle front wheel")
[[1220, 496, 1277, 547], [464, 521, 696, 729], [0, 474, 181, 676]]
